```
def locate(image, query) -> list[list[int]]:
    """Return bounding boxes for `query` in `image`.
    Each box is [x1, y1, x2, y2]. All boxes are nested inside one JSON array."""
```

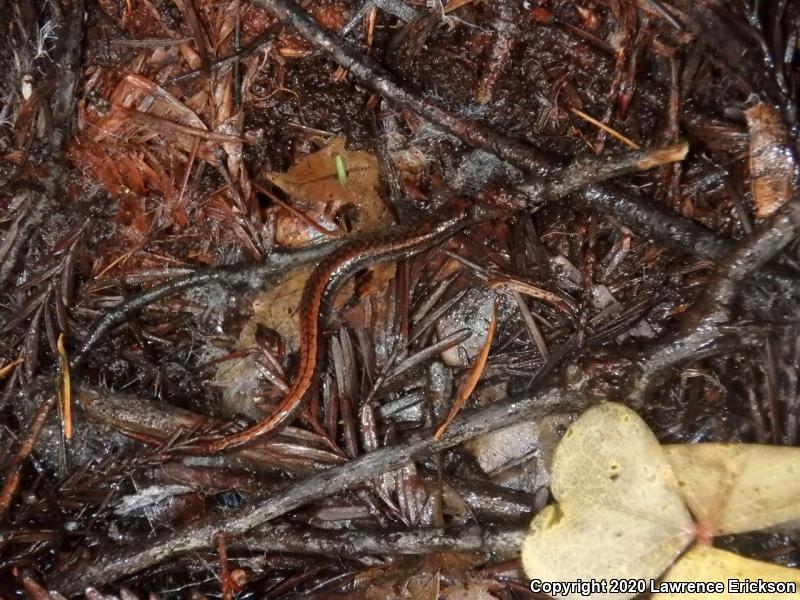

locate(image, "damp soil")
[[1, 0, 799, 597]]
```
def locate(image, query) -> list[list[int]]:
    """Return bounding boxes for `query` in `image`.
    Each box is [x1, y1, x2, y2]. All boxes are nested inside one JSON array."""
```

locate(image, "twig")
[[476, 1, 516, 104], [0, 358, 24, 380], [167, 27, 279, 85], [536, 143, 688, 200], [247, 0, 800, 298], [113, 106, 245, 143], [340, 0, 374, 37], [215, 532, 233, 600], [0, 395, 57, 519], [626, 201, 800, 408], [0, 0, 86, 289], [71, 240, 347, 369], [571, 108, 641, 149], [20, 573, 66, 600], [74, 386, 345, 472], [49, 387, 582, 593], [574, 184, 800, 301], [573, 183, 731, 260], [110, 36, 194, 47], [236, 522, 525, 556], [251, 0, 556, 176], [56, 334, 71, 440]]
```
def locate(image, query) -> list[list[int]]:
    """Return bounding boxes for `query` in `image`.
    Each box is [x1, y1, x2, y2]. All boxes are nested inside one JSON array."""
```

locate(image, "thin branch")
[[49, 387, 582, 593], [236, 522, 525, 556], [0, 395, 57, 519], [71, 240, 346, 369], [536, 143, 689, 200], [247, 0, 800, 297], [166, 25, 278, 85], [113, 106, 245, 143], [252, 0, 556, 176], [75, 386, 345, 472], [110, 36, 194, 47], [574, 184, 800, 301], [626, 201, 800, 408]]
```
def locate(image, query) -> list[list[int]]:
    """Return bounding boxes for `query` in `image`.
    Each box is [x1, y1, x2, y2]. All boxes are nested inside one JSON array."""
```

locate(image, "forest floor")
[[0, 0, 799, 597]]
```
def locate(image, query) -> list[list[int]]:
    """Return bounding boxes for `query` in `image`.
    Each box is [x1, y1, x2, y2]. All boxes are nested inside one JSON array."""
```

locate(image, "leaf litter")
[[2, 0, 800, 597]]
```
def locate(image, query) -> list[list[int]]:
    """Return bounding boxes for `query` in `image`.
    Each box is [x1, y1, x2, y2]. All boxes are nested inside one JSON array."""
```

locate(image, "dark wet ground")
[[1, 0, 799, 596]]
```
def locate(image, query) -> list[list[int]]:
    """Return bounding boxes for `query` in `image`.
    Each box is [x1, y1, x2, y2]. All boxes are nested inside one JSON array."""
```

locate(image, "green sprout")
[[334, 154, 347, 185]]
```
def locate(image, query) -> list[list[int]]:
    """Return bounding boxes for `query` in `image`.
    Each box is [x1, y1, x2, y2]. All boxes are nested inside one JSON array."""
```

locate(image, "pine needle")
[[572, 108, 641, 149], [434, 305, 497, 441], [444, 0, 477, 13], [0, 358, 23, 381], [57, 333, 72, 440]]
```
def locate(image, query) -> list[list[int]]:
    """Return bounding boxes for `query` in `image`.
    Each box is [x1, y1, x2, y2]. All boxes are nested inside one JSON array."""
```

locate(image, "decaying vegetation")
[[0, 0, 799, 597]]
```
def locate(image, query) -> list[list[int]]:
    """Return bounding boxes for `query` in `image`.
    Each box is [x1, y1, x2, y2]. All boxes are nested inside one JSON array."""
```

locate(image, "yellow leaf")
[[664, 443, 800, 536], [655, 545, 800, 599], [521, 403, 800, 599], [521, 403, 694, 600]]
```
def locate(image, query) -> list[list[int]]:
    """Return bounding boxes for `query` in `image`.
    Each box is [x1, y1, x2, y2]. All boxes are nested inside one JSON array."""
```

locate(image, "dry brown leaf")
[[215, 139, 397, 417], [744, 104, 795, 218], [239, 138, 396, 351], [213, 263, 316, 415], [266, 137, 393, 246], [248, 264, 314, 353]]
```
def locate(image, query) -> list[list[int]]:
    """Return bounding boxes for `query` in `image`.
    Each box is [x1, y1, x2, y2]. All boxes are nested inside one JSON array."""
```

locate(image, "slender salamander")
[[196, 211, 470, 453]]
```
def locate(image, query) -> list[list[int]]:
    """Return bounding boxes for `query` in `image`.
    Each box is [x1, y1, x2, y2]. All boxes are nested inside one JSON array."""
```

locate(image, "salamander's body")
[[199, 212, 469, 453]]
